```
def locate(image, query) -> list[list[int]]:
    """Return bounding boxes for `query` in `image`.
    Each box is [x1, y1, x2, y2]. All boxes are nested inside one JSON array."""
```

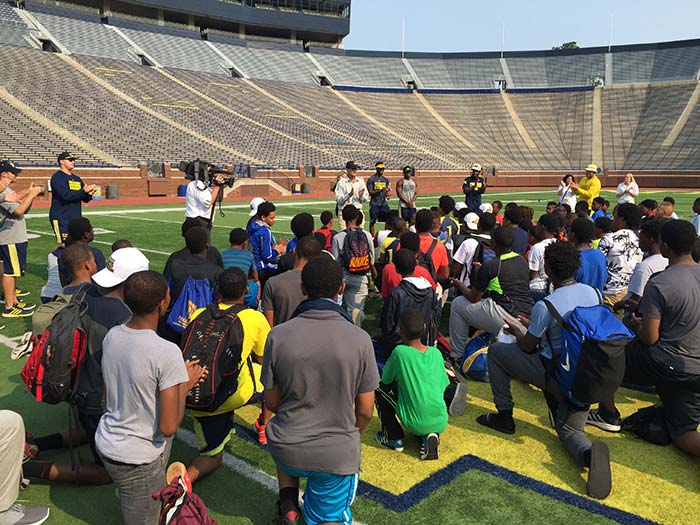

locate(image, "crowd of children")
[[2, 163, 700, 525]]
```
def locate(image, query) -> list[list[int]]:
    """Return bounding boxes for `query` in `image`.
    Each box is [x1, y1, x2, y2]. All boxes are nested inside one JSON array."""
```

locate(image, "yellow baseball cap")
[[585, 164, 598, 173]]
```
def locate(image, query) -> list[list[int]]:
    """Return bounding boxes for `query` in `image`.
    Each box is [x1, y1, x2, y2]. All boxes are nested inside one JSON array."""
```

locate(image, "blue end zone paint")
[[231, 422, 655, 524]]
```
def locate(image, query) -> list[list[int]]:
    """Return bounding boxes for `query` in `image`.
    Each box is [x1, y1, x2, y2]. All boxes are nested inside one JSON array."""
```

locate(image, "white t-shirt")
[[185, 180, 213, 220], [453, 234, 490, 285], [692, 214, 700, 236], [628, 253, 668, 297], [616, 182, 638, 204], [96, 325, 188, 464], [598, 229, 643, 296], [528, 238, 557, 291], [557, 183, 577, 210]]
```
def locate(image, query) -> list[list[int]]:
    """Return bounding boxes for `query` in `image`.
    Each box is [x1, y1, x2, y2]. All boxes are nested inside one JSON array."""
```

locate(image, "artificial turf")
[[1, 189, 698, 524]]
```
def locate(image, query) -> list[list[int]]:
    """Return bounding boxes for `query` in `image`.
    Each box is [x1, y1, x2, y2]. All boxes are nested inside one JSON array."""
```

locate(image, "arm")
[[615, 185, 625, 198], [437, 264, 449, 280], [450, 278, 484, 303], [354, 391, 375, 432], [259, 229, 280, 264], [629, 183, 639, 198], [638, 316, 660, 345], [264, 384, 282, 414], [334, 179, 353, 207], [9, 187, 42, 216], [159, 360, 206, 437], [396, 179, 408, 206], [264, 309, 274, 327], [478, 177, 487, 194]]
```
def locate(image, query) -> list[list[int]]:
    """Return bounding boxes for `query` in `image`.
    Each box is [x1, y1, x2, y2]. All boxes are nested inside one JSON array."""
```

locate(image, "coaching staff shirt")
[[49, 170, 92, 240]]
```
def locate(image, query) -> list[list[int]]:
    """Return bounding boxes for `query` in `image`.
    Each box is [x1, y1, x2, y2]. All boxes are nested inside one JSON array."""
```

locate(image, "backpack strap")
[[426, 238, 438, 257], [542, 298, 564, 325]]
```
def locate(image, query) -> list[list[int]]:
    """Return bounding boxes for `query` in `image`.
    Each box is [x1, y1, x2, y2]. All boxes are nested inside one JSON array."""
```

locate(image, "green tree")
[[552, 41, 580, 50]]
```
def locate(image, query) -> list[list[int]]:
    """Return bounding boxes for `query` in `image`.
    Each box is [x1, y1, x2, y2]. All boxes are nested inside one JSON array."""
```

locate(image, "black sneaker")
[[476, 412, 516, 435], [275, 500, 300, 525], [586, 408, 622, 433], [419, 433, 439, 460], [587, 441, 612, 499]]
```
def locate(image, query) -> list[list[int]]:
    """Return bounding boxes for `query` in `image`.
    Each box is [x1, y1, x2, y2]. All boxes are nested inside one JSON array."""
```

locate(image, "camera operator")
[[184, 173, 226, 232]]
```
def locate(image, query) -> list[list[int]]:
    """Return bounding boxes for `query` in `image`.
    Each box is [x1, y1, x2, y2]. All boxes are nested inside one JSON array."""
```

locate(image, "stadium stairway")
[[662, 81, 700, 147], [500, 91, 537, 149], [412, 91, 475, 150], [592, 86, 603, 166]]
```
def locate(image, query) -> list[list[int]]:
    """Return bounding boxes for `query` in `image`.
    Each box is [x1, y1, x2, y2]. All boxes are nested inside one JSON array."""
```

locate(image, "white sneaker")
[[0, 504, 49, 525], [11, 332, 33, 361]]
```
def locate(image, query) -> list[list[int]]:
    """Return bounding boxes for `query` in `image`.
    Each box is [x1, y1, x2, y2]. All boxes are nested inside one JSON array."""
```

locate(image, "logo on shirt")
[[68, 181, 82, 191]]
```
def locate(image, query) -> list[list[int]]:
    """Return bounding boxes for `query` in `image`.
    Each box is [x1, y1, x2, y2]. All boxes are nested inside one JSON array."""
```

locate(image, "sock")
[[22, 460, 54, 480], [278, 487, 300, 515], [34, 433, 64, 452]]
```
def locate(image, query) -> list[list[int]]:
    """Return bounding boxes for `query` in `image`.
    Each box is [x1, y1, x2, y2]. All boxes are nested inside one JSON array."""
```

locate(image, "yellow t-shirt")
[[189, 304, 270, 417], [577, 175, 601, 207]]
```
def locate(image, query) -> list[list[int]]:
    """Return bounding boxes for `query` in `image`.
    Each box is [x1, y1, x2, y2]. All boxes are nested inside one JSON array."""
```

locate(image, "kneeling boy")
[[375, 309, 449, 460]]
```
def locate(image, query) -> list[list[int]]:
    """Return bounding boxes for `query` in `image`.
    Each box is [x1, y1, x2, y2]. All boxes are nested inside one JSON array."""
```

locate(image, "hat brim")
[[249, 209, 258, 217], [92, 268, 126, 289], [585, 169, 596, 173], [9, 167, 21, 175], [466, 223, 479, 231]]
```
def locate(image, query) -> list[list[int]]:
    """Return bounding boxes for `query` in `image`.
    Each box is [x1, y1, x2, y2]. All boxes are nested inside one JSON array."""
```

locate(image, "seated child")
[[375, 309, 449, 461], [593, 216, 613, 249], [222, 227, 260, 308]]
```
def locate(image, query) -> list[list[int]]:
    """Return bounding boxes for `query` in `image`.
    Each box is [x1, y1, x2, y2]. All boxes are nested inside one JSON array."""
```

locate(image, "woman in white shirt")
[[616, 173, 639, 204], [557, 174, 577, 210]]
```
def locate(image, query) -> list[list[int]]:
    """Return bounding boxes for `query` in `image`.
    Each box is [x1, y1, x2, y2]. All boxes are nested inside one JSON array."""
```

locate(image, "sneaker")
[[23, 432, 38, 463], [15, 289, 30, 298], [374, 431, 404, 452], [13, 301, 36, 310], [586, 408, 622, 433], [2, 305, 33, 318], [447, 362, 468, 417], [351, 307, 362, 325], [476, 412, 516, 435], [11, 332, 33, 360], [166, 461, 192, 493], [419, 433, 439, 461], [254, 417, 267, 445], [274, 506, 300, 525], [0, 503, 49, 525], [587, 441, 612, 499]]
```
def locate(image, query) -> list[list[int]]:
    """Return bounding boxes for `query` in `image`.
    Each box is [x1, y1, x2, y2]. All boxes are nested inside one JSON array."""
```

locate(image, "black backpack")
[[22, 287, 90, 405], [180, 304, 246, 412], [417, 238, 439, 282], [469, 236, 496, 285], [341, 228, 372, 275], [622, 405, 671, 446]]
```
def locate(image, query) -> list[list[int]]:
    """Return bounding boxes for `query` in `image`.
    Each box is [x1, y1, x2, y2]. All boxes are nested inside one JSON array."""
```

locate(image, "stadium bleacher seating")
[[0, 2, 698, 171]]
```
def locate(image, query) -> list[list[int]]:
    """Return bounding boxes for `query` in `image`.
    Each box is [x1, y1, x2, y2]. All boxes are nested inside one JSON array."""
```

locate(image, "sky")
[[343, 0, 700, 53]]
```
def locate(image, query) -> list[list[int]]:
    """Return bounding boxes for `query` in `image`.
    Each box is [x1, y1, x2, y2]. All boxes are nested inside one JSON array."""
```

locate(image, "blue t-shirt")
[[575, 248, 607, 293], [528, 283, 600, 359], [511, 227, 530, 257], [591, 210, 611, 221], [221, 247, 255, 277]]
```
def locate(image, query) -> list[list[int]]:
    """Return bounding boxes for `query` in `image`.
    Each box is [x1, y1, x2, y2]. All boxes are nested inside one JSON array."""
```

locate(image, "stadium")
[[0, 1, 699, 524]]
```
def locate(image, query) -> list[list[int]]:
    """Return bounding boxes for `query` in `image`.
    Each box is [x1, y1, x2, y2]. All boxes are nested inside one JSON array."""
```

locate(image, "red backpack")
[[21, 288, 89, 404]]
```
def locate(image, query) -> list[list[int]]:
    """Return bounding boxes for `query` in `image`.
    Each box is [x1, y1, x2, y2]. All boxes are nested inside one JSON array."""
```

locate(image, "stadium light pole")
[[401, 16, 405, 58], [608, 11, 614, 52]]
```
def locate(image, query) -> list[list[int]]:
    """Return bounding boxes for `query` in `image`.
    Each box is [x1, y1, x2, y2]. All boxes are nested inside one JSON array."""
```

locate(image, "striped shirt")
[[221, 248, 255, 277]]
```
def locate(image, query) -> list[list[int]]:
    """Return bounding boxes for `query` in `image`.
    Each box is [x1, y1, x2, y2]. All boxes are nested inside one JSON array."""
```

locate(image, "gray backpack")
[[32, 292, 73, 336]]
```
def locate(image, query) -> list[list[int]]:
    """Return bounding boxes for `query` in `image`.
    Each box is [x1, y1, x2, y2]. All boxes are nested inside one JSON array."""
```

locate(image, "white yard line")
[[26, 229, 171, 256]]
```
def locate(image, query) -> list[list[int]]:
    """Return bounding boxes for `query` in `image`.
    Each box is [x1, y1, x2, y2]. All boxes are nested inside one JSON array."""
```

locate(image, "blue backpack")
[[166, 277, 215, 334], [460, 332, 495, 382], [543, 301, 633, 407]]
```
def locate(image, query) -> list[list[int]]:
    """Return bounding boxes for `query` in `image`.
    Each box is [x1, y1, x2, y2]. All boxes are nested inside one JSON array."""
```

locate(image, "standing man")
[[571, 164, 601, 209], [463, 163, 486, 212], [367, 162, 391, 236], [185, 172, 225, 233], [261, 256, 379, 525], [334, 161, 369, 230], [0, 160, 43, 317], [49, 152, 96, 243], [396, 165, 417, 225]]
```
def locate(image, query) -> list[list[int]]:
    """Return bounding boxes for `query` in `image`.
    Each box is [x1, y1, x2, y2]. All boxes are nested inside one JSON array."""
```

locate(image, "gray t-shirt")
[[331, 229, 376, 266], [95, 325, 188, 464], [261, 269, 306, 326], [0, 189, 27, 244], [638, 264, 700, 375], [398, 178, 416, 209], [261, 308, 380, 475], [627, 253, 668, 297]]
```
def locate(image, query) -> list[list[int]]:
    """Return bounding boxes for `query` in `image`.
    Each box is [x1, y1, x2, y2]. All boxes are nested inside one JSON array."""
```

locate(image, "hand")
[[359, 188, 365, 197], [471, 261, 482, 270], [273, 243, 286, 253], [449, 278, 467, 294], [30, 186, 44, 196], [185, 359, 207, 390], [630, 313, 642, 329], [569, 182, 579, 190], [84, 184, 96, 193], [213, 175, 225, 185], [515, 315, 530, 328], [348, 187, 354, 196], [0, 178, 10, 192]]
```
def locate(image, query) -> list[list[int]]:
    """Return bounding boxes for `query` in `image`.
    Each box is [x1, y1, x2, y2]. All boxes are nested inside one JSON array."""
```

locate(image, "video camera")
[[178, 159, 236, 188]]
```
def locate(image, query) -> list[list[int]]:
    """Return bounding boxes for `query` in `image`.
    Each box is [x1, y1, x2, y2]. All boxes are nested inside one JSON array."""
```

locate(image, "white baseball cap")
[[249, 197, 266, 217], [465, 212, 480, 232], [92, 247, 150, 288], [454, 202, 468, 212], [479, 203, 493, 214]]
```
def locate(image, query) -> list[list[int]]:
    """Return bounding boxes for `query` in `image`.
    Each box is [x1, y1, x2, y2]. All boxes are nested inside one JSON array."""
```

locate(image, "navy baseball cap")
[[0, 160, 21, 175], [57, 151, 78, 162]]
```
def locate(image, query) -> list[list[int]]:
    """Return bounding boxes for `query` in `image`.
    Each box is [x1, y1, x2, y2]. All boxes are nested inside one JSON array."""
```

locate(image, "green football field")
[[1, 188, 699, 525]]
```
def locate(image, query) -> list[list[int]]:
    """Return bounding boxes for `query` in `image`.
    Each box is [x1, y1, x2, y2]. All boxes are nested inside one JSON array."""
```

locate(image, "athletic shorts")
[[0, 242, 27, 277], [369, 204, 390, 225], [193, 392, 263, 456], [624, 340, 700, 437], [400, 207, 416, 223], [277, 464, 358, 525]]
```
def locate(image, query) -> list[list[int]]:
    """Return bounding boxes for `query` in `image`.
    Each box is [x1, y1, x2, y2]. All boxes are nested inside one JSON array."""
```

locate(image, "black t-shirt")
[[165, 254, 223, 305], [163, 246, 223, 277], [473, 252, 533, 316]]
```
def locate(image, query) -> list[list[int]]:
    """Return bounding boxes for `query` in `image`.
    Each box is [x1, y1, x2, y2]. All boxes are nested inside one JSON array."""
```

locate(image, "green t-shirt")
[[381, 344, 449, 435]]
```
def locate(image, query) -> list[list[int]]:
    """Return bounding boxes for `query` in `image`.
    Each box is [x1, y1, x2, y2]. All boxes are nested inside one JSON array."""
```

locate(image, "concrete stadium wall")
[[12, 165, 700, 207]]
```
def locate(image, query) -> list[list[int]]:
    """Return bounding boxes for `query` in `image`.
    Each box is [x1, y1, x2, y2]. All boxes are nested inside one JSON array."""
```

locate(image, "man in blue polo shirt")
[[49, 152, 96, 243]]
